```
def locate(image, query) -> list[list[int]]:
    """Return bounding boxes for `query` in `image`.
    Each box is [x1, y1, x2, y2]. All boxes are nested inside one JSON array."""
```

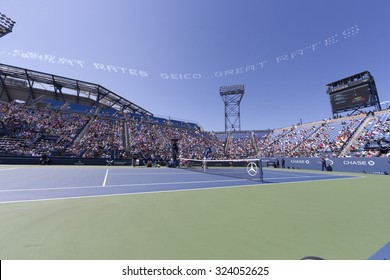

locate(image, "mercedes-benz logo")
[[247, 162, 258, 176]]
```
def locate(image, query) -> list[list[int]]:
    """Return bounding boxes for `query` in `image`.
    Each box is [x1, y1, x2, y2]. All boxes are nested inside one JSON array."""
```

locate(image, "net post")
[[259, 158, 264, 183]]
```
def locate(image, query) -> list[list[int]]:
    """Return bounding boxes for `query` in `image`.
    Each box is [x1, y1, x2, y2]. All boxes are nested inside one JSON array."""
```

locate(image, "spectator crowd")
[[1, 101, 389, 161]]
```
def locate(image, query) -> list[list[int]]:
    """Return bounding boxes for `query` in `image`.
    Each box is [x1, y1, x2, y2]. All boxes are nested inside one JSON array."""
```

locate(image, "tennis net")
[[179, 158, 264, 182]]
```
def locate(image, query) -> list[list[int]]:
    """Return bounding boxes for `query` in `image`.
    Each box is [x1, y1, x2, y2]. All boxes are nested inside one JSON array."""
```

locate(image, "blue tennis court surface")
[[0, 166, 359, 203]]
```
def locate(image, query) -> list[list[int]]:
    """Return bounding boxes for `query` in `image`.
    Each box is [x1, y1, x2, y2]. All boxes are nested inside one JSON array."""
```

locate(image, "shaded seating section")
[[149, 116, 167, 125], [187, 122, 200, 130], [99, 107, 121, 117], [214, 132, 228, 141], [146, 115, 198, 130], [65, 103, 97, 114], [39, 98, 66, 110]]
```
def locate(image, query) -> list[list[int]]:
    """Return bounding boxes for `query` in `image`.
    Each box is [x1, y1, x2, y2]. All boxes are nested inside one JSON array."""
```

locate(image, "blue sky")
[[1, 0, 390, 131]]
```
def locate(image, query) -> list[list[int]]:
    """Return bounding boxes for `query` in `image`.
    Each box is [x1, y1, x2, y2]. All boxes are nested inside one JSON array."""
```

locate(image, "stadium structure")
[[1, 10, 390, 264], [220, 84, 245, 132], [0, 12, 15, 39], [0, 63, 389, 173], [1, 62, 390, 262]]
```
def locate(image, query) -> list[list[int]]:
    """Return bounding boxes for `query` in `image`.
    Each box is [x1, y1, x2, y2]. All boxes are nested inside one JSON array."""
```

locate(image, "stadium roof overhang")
[[0, 12, 16, 38], [0, 63, 153, 116]]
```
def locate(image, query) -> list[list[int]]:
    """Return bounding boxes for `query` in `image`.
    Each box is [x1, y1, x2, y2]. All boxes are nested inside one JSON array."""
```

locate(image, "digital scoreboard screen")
[[330, 84, 372, 112]]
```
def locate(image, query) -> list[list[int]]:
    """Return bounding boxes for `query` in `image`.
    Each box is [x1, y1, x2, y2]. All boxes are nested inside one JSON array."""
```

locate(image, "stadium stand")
[[65, 103, 97, 114], [1, 63, 389, 165], [0, 101, 91, 156], [99, 107, 121, 117], [75, 118, 126, 158], [290, 115, 365, 157], [38, 98, 67, 110], [1, 98, 389, 163], [226, 131, 256, 159], [344, 110, 390, 157]]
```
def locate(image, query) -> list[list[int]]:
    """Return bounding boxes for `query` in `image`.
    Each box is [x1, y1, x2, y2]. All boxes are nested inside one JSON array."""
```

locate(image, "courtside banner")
[[1, 260, 390, 280], [262, 157, 390, 174]]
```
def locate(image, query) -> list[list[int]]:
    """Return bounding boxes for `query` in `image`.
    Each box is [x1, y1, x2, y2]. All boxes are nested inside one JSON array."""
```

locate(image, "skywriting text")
[[0, 25, 359, 81]]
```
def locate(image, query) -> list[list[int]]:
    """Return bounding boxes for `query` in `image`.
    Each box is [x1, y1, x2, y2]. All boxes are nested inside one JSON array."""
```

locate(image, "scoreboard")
[[327, 71, 380, 115], [330, 84, 373, 113]]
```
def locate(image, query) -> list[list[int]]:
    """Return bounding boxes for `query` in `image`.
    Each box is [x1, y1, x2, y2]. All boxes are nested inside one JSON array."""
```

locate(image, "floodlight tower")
[[0, 12, 16, 39], [220, 84, 245, 132]]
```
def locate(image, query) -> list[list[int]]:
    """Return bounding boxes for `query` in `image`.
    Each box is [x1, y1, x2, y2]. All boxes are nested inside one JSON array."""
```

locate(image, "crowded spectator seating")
[[147, 115, 201, 130], [72, 118, 126, 158], [344, 110, 390, 157], [1, 100, 389, 161], [263, 123, 322, 157], [127, 119, 225, 163], [0, 101, 90, 156], [225, 131, 256, 159], [291, 116, 364, 157], [252, 116, 368, 158]]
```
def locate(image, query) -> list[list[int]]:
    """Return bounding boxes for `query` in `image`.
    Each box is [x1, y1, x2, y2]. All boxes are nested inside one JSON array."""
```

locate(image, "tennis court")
[[0, 165, 356, 203], [0, 164, 389, 260]]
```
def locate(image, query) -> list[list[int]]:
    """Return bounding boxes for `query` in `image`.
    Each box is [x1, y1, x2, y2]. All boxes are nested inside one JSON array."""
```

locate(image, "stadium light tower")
[[0, 12, 16, 39], [220, 84, 245, 132]]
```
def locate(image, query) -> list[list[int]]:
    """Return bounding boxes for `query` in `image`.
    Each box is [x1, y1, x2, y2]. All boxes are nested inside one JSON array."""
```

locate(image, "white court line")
[[102, 169, 109, 187], [108, 172, 204, 176], [264, 170, 335, 177], [264, 174, 349, 180], [0, 176, 365, 205], [0, 173, 354, 193], [0, 178, 248, 193], [0, 167, 19, 172], [109, 171, 355, 181]]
